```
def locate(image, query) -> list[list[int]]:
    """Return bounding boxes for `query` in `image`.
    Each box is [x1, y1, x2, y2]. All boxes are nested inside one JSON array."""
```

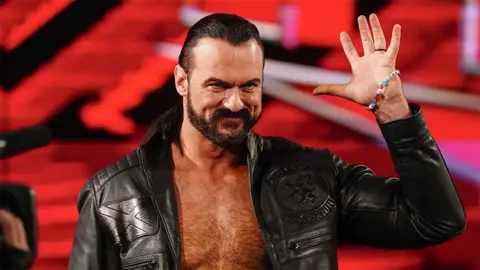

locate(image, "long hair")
[[142, 101, 183, 146]]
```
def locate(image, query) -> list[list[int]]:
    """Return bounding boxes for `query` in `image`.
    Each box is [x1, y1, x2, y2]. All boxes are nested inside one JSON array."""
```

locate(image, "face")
[[175, 38, 264, 147]]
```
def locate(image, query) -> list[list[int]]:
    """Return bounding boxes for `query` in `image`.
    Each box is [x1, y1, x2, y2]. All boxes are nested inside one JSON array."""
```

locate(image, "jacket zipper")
[[248, 158, 280, 270], [289, 234, 332, 252], [123, 259, 158, 270]]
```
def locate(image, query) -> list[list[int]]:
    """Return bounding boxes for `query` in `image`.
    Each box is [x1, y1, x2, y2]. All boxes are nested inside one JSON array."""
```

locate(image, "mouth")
[[220, 117, 243, 123], [217, 117, 245, 130]]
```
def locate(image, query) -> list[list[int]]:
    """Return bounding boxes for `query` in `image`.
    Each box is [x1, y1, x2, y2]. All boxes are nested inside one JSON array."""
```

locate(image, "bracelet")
[[366, 69, 401, 111]]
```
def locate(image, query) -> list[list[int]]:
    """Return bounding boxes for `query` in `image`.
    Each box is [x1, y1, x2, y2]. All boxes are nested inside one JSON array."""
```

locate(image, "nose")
[[223, 88, 245, 112]]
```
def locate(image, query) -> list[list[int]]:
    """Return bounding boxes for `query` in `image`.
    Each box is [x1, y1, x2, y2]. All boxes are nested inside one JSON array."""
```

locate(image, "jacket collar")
[[140, 116, 263, 167]]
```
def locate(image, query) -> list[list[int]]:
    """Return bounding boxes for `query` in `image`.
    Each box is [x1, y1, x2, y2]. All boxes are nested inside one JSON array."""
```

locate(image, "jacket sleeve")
[[336, 104, 466, 249], [68, 180, 119, 269]]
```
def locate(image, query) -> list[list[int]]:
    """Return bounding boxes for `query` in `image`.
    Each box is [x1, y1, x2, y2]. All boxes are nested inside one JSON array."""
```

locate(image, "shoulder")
[[261, 136, 329, 155], [86, 149, 143, 194], [259, 136, 337, 167]]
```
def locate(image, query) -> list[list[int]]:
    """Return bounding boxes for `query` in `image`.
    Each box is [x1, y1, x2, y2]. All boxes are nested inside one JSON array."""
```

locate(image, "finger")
[[11, 217, 22, 247], [369, 14, 386, 50], [0, 209, 15, 228], [358, 15, 374, 55], [312, 84, 347, 97], [387, 24, 401, 59], [0, 210, 28, 250], [15, 219, 29, 251], [0, 210, 19, 245], [340, 32, 359, 62]]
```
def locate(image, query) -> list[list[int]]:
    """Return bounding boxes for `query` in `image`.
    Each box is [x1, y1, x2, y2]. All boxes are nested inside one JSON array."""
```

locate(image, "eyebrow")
[[202, 77, 262, 87]]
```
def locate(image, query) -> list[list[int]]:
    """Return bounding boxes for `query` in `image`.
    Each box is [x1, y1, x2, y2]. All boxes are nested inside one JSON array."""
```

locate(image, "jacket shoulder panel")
[[262, 136, 328, 154], [89, 149, 141, 193]]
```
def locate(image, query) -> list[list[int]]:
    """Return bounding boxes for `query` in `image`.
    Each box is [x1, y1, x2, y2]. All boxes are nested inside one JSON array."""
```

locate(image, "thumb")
[[312, 84, 348, 97]]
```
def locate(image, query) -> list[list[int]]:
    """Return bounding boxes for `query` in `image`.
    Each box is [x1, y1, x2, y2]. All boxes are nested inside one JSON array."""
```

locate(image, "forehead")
[[190, 38, 263, 82]]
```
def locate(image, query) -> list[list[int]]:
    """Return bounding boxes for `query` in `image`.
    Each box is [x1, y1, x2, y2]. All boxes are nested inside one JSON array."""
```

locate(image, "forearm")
[[338, 103, 465, 248], [379, 103, 465, 235]]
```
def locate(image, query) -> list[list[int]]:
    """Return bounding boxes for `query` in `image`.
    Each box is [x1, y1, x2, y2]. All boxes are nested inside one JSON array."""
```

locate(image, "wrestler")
[[68, 13, 465, 270]]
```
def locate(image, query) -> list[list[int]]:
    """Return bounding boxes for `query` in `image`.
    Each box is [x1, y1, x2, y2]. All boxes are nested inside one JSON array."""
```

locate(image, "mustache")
[[211, 108, 251, 121]]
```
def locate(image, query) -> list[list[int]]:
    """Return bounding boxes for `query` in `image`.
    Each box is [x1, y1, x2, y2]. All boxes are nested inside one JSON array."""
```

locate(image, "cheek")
[[243, 92, 262, 111], [191, 94, 223, 120], [203, 99, 224, 118], [190, 88, 220, 108]]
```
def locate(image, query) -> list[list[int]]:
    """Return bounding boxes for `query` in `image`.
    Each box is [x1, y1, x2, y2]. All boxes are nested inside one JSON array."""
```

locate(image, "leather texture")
[[68, 104, 466, 270]]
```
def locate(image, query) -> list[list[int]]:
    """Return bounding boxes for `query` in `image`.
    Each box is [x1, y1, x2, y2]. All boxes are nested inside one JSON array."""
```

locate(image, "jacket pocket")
[[122, 254, 167, 270], [123, 259, 158, 270], [287, 233, 332, 259]]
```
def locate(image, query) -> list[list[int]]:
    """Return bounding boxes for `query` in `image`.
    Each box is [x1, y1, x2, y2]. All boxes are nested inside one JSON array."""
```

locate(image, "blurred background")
[[0, 0, 479, 269]]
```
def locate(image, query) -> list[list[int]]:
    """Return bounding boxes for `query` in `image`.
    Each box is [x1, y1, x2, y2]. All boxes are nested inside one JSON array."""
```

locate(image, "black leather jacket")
[[68, 104, 465, 270]]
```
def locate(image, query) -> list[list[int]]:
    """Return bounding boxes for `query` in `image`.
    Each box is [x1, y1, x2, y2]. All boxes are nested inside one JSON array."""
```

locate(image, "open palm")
[[313, 14, 402, 106]]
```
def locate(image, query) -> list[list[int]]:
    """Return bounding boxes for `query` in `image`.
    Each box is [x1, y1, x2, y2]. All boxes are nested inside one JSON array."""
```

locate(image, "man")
[[68, 13, 465, 270]]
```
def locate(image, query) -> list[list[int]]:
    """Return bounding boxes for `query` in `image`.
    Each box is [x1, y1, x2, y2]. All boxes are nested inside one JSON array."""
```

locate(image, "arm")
[[336, 104, 466, 249], [68, 181, 119, 270]]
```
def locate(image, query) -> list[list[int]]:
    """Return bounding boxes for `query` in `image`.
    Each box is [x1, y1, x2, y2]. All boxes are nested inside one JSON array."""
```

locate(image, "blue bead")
[[369, 102, 375, 109], [381, 81, 387, 87], [376, 89, 382, 95]]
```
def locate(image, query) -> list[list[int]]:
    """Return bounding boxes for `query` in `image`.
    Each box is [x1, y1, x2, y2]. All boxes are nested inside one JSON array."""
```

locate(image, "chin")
[[215, 132, 248, 146]]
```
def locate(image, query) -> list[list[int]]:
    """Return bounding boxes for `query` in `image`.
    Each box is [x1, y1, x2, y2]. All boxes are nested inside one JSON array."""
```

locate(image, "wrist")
[[374, 95, 412, 123]]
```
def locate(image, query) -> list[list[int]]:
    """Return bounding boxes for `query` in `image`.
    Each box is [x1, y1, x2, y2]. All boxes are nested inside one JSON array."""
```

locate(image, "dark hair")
[[142, 102, 183, 146], [178, 13, 263, 72]]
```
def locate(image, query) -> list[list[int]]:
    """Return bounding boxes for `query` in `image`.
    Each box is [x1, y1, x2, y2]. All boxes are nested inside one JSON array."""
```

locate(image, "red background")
[[1, 0, 479, 269]]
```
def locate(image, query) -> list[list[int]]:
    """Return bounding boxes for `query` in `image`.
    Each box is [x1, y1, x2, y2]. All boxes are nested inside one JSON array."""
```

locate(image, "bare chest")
[[175, 176, 269, 270]]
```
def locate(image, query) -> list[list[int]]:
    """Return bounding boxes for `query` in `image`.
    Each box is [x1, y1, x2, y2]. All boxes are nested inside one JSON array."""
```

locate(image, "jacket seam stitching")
[[94, 165, 141, 193]]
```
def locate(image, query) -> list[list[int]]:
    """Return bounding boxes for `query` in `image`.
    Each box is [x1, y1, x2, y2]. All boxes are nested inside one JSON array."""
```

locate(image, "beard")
[[186, 93, 261, 148]]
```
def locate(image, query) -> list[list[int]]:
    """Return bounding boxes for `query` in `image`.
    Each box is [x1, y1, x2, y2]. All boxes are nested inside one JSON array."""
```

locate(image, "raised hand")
[[313, 14, 410, 121]]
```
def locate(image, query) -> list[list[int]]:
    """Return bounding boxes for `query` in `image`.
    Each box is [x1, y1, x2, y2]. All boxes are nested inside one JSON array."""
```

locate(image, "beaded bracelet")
[[366, 69, 401, 111]]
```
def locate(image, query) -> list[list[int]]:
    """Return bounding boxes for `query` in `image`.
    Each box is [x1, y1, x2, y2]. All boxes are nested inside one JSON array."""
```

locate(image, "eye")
[[210, 83, 222, 88], [243, 83, 258, 92], [208, 83, 226, 92], [208, 82, 228, 90]]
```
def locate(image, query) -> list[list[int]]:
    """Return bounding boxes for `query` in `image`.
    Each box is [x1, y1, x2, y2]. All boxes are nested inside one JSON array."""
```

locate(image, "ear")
[[174, 64, 188, 97]]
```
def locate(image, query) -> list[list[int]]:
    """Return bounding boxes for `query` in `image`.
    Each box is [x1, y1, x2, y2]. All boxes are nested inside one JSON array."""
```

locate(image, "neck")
[[175, 120, 246, 169]]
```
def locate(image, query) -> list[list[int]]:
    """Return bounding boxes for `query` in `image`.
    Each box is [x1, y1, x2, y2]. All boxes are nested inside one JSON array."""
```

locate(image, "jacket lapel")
[[139, 132, 181, 270]]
